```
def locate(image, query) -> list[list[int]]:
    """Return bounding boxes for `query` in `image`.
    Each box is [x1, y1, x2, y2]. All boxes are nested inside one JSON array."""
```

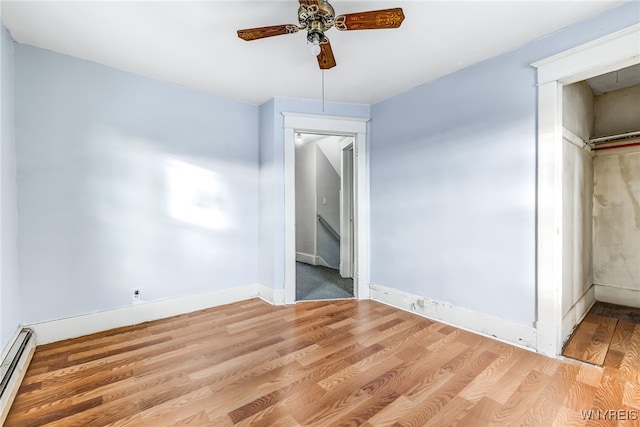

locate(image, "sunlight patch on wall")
[[166, 159, 227, 230]]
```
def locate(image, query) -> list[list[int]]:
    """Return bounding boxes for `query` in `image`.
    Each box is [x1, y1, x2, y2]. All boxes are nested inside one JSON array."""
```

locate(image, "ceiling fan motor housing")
[[307, 21, 325, 44], [299, 0, 335, 39]]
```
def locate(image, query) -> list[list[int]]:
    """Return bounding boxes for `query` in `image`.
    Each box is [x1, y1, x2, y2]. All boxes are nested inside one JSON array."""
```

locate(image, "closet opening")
[[560, 63, 640, 365]]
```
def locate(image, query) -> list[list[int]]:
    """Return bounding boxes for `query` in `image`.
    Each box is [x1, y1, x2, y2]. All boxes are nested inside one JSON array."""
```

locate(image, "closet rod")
[[589, 130, 640, 144], [591, 140, 640, 151]]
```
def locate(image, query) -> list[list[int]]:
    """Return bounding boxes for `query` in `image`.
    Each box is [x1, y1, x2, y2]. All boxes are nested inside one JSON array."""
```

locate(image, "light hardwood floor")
[[563, 313, 619, 366], [563, 302, 640, 367], [6, 299, 640, 426]]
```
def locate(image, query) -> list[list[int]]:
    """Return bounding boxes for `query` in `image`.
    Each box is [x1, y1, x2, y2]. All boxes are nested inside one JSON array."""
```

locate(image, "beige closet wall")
[[593, 146, 640, 307], [592, 84, 640, 308], [561, 81, 595, 340], [593, 85, 640, 138]]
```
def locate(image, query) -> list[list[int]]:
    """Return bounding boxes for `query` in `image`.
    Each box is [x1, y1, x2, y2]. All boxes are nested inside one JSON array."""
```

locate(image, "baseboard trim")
[[257, 284, 286, 305], [317, 256, 336, 269], [317, 256, 329, 268], [561, 285, 596, 345], [369, 283, 537, 350], [29, 283, 269, 345], [0, 328, 36, 425], [296, 252, 317, 265], [594, 284, 640, 308]]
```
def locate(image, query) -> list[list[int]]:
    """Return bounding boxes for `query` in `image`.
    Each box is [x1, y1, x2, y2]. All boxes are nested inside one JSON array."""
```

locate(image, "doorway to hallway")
[[294, 133, 354, 301], [283, 112, 369, 305]]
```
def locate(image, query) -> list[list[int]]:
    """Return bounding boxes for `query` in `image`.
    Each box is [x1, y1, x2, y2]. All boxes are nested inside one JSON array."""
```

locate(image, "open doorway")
[[283, 113, 370, 305], [559, 65, 640, 365], [294, 133, 355, 301]]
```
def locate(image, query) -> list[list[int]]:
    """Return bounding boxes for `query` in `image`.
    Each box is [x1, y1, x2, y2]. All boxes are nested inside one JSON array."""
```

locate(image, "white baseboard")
[[296, 252, 317, 265], [295, 253, 339, 270], [29, 283, 268, 345], [257, 284, 286, 305], [561, 285, 596, 345], [369, 283, 537, 350], [317, 256, 330, 268], [595, 284, 640, 308], [317, 255, 339, 269]]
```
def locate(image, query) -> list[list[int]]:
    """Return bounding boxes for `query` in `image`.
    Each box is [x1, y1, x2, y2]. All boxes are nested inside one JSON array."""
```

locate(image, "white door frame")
[[532, 23, 640, 356], [340, 143, 354, 279], [283, 113, 370, 304]]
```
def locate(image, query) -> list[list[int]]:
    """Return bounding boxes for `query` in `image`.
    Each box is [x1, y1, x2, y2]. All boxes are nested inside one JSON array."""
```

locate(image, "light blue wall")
[[15, 45, 260, 324], [258, 99, 275, 287], [369, 2, 640, 327], [258, 97, 369, 289], [0, 23, 20, 350]]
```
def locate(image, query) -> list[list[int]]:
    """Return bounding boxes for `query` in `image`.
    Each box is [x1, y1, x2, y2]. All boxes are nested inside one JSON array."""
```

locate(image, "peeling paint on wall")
[[618, 154, 640, 229], [593, 148, 640, 292]]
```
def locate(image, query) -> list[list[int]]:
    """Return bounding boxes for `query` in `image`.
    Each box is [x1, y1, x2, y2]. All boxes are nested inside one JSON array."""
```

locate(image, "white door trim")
[[532, 23, 640, 356], [340, 143, 354, 279], [283, 113, 370, 304]]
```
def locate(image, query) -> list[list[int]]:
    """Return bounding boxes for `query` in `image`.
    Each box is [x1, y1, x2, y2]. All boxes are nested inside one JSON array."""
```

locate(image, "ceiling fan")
[[237, 0, 405, 70]]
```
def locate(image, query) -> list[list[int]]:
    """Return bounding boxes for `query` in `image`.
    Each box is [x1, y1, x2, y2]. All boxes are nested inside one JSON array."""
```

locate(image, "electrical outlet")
[[132, 288, 142, 302]]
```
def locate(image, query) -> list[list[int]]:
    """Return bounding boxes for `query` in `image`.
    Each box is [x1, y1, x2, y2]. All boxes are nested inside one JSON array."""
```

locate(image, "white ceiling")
[[1, 1, 630, 105]]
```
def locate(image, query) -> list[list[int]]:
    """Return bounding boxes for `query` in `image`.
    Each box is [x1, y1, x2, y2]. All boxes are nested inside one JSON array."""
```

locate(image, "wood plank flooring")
[[563, 302, 640, 367], [591, 302, 640, 324], [6, 299, 640, 426], [563, 314, 619, 365]]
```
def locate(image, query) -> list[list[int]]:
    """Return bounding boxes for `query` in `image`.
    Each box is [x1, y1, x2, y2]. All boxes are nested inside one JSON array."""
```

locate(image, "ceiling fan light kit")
[[237, 0, 405, 70]]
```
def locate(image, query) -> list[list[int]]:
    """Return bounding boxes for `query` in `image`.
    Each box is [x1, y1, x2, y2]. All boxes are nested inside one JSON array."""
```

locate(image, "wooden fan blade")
[[237, 24, 299, 41], [317, 39, 336, 69], [334, 8, 405, 31]]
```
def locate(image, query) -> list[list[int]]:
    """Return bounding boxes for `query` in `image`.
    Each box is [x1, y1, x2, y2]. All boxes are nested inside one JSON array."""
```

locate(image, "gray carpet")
[[296, 262, 354, 301]]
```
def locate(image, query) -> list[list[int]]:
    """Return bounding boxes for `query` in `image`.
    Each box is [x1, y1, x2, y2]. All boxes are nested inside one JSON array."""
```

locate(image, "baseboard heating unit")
[[0, 328, 36, 424]]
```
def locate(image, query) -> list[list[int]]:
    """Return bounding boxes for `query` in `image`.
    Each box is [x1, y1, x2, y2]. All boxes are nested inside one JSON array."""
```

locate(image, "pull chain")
[[322, 70, 325, 113]]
